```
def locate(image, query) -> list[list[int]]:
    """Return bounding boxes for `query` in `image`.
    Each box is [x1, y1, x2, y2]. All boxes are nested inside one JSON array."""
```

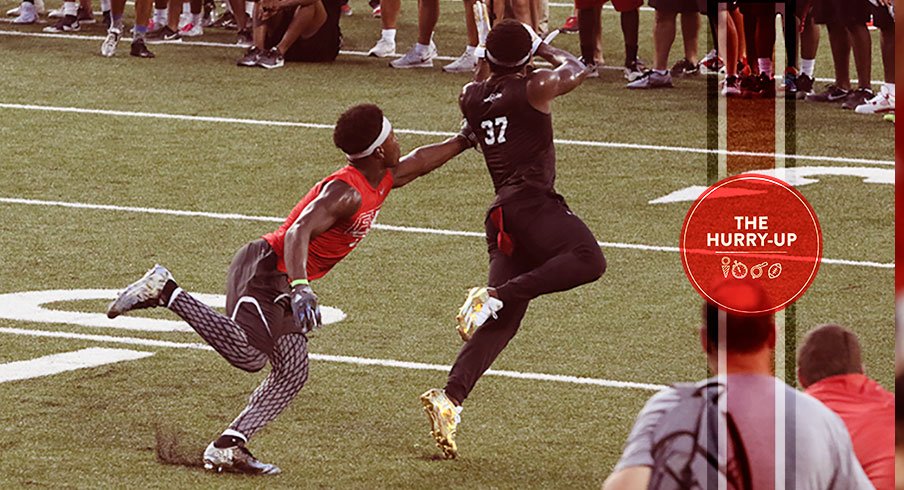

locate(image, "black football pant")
[[444, 195, 606, 404]]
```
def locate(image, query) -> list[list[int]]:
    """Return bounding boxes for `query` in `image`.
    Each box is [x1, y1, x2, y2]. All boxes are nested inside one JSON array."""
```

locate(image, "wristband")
[[290, 278, 310, 287]]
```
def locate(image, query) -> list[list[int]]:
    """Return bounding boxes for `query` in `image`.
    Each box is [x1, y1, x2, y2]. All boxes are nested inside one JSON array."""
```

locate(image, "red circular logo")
[[679, 174, 823, 315]]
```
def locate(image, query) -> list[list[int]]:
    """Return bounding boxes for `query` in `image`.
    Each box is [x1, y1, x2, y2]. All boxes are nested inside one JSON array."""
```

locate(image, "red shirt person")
[[798, 324, 895, 490]]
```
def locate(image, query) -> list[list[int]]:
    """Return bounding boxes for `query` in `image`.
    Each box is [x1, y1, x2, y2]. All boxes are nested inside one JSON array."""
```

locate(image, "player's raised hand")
[[291, 283, 322, 334]]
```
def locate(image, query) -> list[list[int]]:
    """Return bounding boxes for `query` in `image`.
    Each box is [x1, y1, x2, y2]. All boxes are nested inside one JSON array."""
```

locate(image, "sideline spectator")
[[626, 0, 698, 89], [237, 0, 341, 69], [602, 281, 872, 489], [798, 324, 894, 490]]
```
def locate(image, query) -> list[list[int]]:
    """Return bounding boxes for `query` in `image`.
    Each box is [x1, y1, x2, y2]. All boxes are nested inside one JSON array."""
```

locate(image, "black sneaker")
[[237, 28, 253, 47], [795, 74, 814, 99], [76, 6, 95, 23], [210, 9, 234, 28], [257, 47, 285, 69], [624, 58, 646, 82], [759, 73, 776, 99], [841, 88, 875, 110], [670, 58, 698, 77], [237, 46, 261, 66], [161, 25, 182, 41], [805, 84, 849, 102], [783, 71, 798, 99], [43, 15, 80, 32], [739, 73, 761, 97], [130, 39, 156, 58]]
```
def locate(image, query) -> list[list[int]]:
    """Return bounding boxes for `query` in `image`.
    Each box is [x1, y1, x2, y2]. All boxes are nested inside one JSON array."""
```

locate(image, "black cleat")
[[795, 74, 814, 99], [840, 88, 874, 110], [670, 58, 698, 77], [130, 39, 156, 58]]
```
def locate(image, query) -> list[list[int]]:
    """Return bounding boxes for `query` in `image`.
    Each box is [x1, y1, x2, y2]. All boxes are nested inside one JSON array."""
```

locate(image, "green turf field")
[[0, 3, 895, 488]]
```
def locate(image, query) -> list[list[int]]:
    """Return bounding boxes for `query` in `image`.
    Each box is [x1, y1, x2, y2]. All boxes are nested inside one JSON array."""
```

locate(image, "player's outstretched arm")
[[391, 129, 476, 188], [526, 42, 589, 113], [284, 180, 361, 281]]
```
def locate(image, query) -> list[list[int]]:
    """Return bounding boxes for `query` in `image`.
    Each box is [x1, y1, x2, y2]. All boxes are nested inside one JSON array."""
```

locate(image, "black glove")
[[290, 284, 322, 334], [458, 118, 481, 151]]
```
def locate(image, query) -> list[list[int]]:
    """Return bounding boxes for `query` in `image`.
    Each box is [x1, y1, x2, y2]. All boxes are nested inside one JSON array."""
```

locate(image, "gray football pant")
[[169, 290, 310, 440]]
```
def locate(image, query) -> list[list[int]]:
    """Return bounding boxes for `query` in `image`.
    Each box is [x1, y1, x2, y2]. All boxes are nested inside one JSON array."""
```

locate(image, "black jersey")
[[460, 73, 557, 206]]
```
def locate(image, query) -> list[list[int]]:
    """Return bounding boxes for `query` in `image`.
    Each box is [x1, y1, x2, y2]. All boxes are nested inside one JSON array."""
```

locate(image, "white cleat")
[[442, 49, 477, 73], [855, 85, 895, 114], [106, 264, 173, 319], [367, 37, 395, 58], [100, 27, 121, 57], [390, 42, 437, 69], [203, 441, 281, 475], [11, 1, 36, 23]]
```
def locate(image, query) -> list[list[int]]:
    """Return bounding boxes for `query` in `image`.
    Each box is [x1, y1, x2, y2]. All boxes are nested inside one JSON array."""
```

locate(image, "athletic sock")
[[62, 1, 77, 17], [757, 58, 773, 78], [414, 42, 430, 55], [381, 28, 396, 42], [112, 13, 122, 29], [213, 433, 246, 448], [100, 0, 110, 11], [885, 83, 894, 97], [654, 68, 669, 75], [153, 8, 166, 25], [800, 58, 815, 77], [465, 44, 476, 55], [134, 23, 148, 39], [192, 12, 201, 25]]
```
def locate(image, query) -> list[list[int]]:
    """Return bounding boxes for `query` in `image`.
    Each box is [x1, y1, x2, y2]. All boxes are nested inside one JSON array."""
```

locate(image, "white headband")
[[346, 116, 392, 160], [485, 23, 541, 67]]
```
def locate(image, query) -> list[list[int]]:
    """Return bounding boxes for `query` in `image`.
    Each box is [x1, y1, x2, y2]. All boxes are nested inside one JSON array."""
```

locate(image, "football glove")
[[458, 118, 480, 151], [290, 284, 322, 334]]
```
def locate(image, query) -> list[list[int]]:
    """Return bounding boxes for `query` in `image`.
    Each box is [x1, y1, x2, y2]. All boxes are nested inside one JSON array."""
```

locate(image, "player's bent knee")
[[574, 244, 606, 282]]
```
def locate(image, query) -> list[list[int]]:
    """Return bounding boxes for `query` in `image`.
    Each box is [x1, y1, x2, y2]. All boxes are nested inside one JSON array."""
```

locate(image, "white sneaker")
[[48, 5, 64, 17], [855, 86, 895, 114], [442, 50, 477, 73], [106, 264, 174, 319], [390, 42, 437, 69], [367, 37, 395, 58], [100, 27, 121, 57], [203, 441, 281, 475], [180, 22, 203, 37], [178, 11, 190, 29], [11, 1, 36, 23]]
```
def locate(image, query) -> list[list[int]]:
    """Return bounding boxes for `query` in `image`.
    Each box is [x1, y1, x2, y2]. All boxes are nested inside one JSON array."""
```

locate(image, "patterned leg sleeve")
[[168, 290, 268, 372], [229, 333, 309, 440]]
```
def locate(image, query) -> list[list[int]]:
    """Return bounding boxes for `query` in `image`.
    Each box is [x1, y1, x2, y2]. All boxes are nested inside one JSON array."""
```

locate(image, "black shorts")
[[226, 239, 297, 355], [265, 8, 340, 62], [649, 0, 699, 13], [871, 2, 894, 30], [812, 0, 870, 26]]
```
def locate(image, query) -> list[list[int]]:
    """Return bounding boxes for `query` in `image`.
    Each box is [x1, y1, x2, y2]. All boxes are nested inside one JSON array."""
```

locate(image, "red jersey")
[[262, 165, 393, 280], [805, 374, 895, 490]]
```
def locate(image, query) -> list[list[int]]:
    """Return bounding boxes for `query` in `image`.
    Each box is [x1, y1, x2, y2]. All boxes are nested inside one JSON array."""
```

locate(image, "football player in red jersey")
[[419, 18, 606, 459], [107, 103, 476, 475]]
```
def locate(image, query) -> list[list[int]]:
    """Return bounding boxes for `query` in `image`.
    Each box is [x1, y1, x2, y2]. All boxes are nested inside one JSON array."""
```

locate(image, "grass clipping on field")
[[155, 422, 206, 468]]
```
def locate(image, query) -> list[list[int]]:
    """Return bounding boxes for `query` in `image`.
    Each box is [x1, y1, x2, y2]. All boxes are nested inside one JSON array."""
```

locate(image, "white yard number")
[[481, 116, 508, 145]]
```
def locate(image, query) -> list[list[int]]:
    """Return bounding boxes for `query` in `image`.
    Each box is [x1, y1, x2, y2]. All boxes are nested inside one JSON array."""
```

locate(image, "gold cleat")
[[420, 388, 462, 459], [455, 287, 503, 342]]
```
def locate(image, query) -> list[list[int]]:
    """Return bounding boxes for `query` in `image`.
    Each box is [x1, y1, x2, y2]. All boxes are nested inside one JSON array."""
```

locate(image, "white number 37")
[[481, 116, 508, 145]]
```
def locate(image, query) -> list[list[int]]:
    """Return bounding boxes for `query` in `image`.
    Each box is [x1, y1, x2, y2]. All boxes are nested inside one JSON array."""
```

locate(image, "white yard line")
[[0, 29, 889, 86], [0, 347, 153, 383], [0, 196, 893, 269], [0, 327, 667, 390], [0, 102, 893, 167]]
